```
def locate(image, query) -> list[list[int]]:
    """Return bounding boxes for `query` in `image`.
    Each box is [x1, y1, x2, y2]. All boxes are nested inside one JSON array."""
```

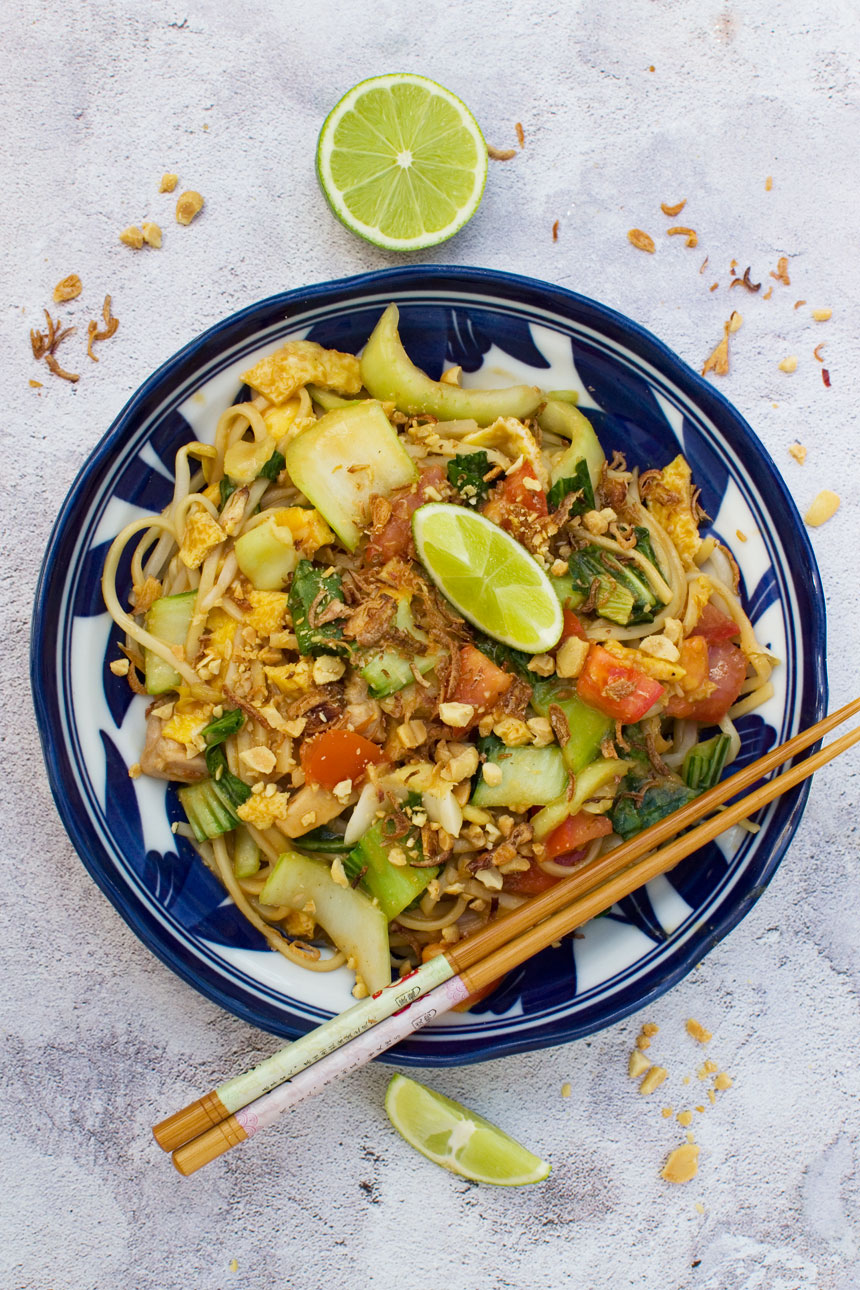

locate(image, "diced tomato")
[[665, 639, 747, 724], [299, 729, 383, 789], [692, 601, 740, 642], [365, 465, 447, 564], [576, 644, 666, 722], [560, 607, 587, 641], [503, 857, 560, 894], [544, 810, 613, 861], [450, 644, 513, 718], [482, 461, 548, 533], [676, 634, 710, 693]]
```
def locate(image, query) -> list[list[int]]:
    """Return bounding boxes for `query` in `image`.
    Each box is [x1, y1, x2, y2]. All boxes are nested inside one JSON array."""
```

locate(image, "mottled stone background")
[[3, 1, 859, 1287]]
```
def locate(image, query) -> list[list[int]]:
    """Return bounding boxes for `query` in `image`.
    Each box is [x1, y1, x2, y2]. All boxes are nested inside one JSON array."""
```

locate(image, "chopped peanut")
[[639, 1065, 668, 1095], [159, 172, 179, 192], [628, 228, 656, 253], [811, 308, 832, 321], [555, 637, 590, 679], [788, 443, 807, 464], [661, 1142, 699, 1183], [685, 1018, 712, 1043], [176, 190, 205, 225], [778, 355, 798, 373], [142, 221, 163, 248], [119, 225, 144, 249], [628, 1049, 651, 1078], [439, 702, 476, 728], [53, 274, 82, 303], [804, 490, 840, 527]]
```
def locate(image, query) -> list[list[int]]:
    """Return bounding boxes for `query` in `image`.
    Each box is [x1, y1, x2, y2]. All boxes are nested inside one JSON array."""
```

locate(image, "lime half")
[[385, 1074, 551, 1185], [412, 502, 564, 653], [316, 73, 487, 252]]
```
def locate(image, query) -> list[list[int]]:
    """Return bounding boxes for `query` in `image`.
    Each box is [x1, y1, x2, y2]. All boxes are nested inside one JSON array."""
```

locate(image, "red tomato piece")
[[559, 607, 587, 641], [482, 461, 548, 533], [544, 810, 613, 861], [665, 639, 747, 724], [299, 729, 383, 789], [576, 644, 666, 722], [450, 644, 513, 717], [692, 601, 740, 642], [503, 857, 560, 894], [365, 465, 447, 564]]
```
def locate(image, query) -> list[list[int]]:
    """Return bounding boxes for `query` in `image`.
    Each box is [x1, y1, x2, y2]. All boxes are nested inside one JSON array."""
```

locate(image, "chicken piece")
[[139, 714, 208, 783], [242, 341, 362, 405], [275, 784, 345, 837]]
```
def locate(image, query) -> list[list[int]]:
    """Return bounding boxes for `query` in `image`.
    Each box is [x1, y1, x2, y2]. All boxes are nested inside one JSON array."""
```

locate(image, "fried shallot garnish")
[[730, 266, 761, 293], [86, 295, 119, 362], [30, 309, 79, 381]]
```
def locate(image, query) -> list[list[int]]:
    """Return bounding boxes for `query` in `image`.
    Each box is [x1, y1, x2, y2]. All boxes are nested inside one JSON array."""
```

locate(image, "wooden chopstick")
[[171, 713, 860, 1176], [154, 695, 860, 1155]]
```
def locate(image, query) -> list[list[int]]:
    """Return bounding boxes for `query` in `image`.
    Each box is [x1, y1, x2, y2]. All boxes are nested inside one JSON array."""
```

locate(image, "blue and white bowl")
[[31, 266, 826, 1065]]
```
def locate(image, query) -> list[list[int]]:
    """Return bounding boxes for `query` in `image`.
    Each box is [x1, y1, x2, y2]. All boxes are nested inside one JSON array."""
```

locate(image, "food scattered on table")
[[142, 221, 163, 248], [685, 1017, 711, 1043], [730, 266, 760, 294], [660, 198, 686, 217], [552, 219, 559, 241], [316, 73, 487, 252], [794, 299, 806, 309], [176, 190, 205, 225], [666, 226, 698, 247], [788, 443, 807, 464], [515, 121, 525, 148], [765, 175, 773, 191], [813, 343, 826, 363], [804, 490, 840, 527], [159, 172, 179, 192], [662, 1141, 700, 1183], [811, 307, 832, 321], [86, 295, 119, 362], [487, 144, 516, 160], [770, 256, 791, 285], [119, 225, 145, 249], [385, 1074, 550, 1184], [701, 312, 741, 377], [778, 356, 798, 373], [821, 368, 831, 387], [627, 228, 656, 253], [53, 273, 82, 302], [30, 308, 78, 382]]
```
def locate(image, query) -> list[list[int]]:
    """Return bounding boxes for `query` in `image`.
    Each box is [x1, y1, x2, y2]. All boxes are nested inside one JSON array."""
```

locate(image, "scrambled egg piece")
[[265, 659, 313, 694], [245, 590, 289, 636], [683, 574, 711, 633], [204, 608, 238, 659], [224, 435, 278, 485], [284, 908, 316, 938], [162, 699, 213, 750], [603, 638, 686, 683], [273, 507, 334, 557], [464, 417, 548, 486], [179, 507, 225, 569], [644, 455, 701, 567], [242, 341, 362, 405], [237, 791, 291, 829], [264, 400, 316, 448]]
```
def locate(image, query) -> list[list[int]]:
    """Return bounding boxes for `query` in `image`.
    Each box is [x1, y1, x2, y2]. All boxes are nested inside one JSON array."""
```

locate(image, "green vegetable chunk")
[[202, 707, 245, 747], [530, 680, 613, 775], [283, 400, 417, 550], [471, 739, 569, 812], [344, 820, 438, 922], [633, 525, 664, 577], [296, 826, 350, 854], [539, 401, 606, 491], [610, 771, 700, 841], [446, 450, 491, 506], [360, 304, 542, 426], [260, 851, 391, 994], [144, 591, 196, 695], [258, 448, 286, 481], [287, 559, 348, 656], [204, 744, 252, 811], [219, 476, 238, 507], [565, 545, 657, 626], [546, 459, 595, 513], [178, 778, 244, 842], [683, 734, 732, 792]]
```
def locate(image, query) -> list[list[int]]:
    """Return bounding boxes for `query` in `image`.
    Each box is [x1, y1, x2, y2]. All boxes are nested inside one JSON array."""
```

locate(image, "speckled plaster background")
[[3, 2, 860, 1287]]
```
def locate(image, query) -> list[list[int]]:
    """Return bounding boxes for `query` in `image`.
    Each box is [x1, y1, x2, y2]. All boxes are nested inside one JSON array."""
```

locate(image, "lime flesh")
[[385, 1074, 551, 1185], [316, 73, 487, 252], [412, 502, 564, 653]]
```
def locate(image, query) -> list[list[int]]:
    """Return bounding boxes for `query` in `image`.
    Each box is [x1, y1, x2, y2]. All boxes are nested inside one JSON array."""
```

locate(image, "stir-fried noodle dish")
[[103, 305, 776, 1001]]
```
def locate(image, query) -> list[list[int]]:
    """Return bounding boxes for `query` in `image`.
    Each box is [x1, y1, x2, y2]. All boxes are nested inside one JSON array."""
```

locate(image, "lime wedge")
[[385, 1074, 551, 1185], [412, 502, 564, 653], [316, 73, 488, 252]]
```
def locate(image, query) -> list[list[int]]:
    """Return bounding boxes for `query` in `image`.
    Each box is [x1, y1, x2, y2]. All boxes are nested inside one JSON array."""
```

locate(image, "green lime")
[[412, 502, 564, 653], [316, 73, 487, 252], [385, 1074, 551, 1185]]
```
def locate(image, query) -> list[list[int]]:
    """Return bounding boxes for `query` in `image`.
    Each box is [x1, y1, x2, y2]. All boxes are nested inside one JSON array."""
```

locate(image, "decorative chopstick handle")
[[172, 974, 472, 1176], [155, 953, 455, 1152], [152, 1089, 229, 1152]]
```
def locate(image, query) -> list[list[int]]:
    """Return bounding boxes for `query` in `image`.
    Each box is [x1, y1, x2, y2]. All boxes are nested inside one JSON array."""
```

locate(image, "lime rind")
[[385, 1074, 551, 1186], [316, 72, 488, 253], [412, 503, 564, 653]]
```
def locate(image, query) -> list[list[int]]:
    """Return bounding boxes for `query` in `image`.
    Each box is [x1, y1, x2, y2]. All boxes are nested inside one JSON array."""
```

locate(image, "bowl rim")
[[30, 264, 827, 1064]]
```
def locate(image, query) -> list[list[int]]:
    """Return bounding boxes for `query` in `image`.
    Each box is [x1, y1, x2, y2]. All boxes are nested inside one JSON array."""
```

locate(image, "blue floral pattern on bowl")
[[31, 266, 826, 1065]]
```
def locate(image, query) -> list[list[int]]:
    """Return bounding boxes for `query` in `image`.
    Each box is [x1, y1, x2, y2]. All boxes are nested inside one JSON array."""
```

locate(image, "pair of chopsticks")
[[155, 696, 860, 1176]]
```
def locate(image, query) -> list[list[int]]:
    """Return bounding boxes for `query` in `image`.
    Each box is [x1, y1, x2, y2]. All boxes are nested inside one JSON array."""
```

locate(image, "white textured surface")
[[3, 2, 860, 1287]]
